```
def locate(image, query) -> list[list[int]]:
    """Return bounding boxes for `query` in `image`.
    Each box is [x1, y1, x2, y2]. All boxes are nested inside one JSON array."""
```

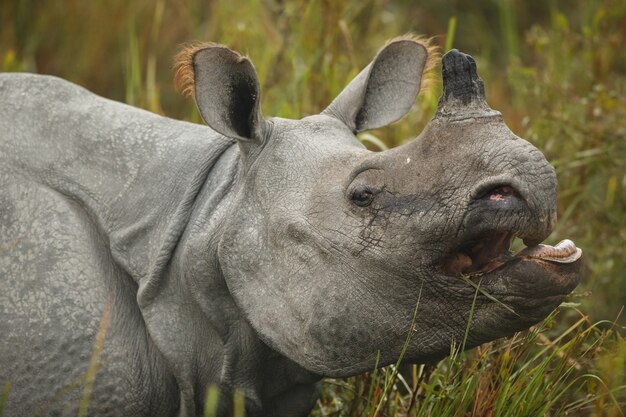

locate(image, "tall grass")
[[1, 0, 625, 415], [312, 309, 625, 417]]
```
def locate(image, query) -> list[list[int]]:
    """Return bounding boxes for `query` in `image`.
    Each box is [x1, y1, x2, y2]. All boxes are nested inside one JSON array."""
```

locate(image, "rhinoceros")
[[0, 36, 581, 417]]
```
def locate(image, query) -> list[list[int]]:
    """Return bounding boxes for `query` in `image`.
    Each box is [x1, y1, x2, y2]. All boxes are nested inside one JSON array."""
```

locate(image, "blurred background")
[[1, 0, 625, 414]]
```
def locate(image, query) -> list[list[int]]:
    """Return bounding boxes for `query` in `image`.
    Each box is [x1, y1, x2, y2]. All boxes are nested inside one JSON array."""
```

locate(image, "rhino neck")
[[133, 145, 320, 416]]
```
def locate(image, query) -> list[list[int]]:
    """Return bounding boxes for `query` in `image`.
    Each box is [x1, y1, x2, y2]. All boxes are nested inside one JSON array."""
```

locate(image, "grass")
[[77, 299, 112, 417], [0, 383, 9, 417], [312, 308, 626, 417], [1, 0, 625, 416]]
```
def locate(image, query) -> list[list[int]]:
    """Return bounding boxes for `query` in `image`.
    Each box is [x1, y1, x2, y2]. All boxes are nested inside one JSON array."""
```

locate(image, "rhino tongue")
[[516, 239, 582, 264]]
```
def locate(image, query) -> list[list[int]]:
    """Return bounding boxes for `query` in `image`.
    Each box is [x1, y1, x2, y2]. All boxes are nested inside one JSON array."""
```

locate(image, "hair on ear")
[[174, 42, 265, 142], [173, 42, 219, 98], [384, 34, 441, 97]]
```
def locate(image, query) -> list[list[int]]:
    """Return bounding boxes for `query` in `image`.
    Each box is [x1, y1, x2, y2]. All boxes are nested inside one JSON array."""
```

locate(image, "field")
[[1, 0, 625, 415]]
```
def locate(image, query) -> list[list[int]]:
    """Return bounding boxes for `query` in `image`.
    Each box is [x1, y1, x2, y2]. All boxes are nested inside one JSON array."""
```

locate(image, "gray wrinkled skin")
[[0, 41, 581, 417]]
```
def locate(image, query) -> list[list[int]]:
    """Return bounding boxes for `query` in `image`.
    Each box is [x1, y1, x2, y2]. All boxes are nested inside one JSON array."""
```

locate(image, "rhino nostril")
[[484, 185, 520, 202], [476, 184, 523, 203]]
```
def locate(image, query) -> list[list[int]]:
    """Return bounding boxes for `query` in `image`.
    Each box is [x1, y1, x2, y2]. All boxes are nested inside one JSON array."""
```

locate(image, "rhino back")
[[0, 72, 235, 280], [0, 73, 236, 415]]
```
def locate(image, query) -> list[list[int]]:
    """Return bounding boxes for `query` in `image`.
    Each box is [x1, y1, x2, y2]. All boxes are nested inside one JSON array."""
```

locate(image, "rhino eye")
[[351, 186, 374, 207]]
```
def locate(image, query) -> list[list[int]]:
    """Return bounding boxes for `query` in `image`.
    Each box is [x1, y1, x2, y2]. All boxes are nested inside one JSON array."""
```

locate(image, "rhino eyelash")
[[351, 186, 375, 207]]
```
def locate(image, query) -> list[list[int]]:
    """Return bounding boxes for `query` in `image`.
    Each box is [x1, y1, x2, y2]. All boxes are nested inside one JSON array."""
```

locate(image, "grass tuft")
[[311, 309, 626, 417]]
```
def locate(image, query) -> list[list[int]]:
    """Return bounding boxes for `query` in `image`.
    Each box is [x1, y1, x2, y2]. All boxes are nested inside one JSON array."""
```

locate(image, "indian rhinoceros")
[[0, 36, 581, 417]]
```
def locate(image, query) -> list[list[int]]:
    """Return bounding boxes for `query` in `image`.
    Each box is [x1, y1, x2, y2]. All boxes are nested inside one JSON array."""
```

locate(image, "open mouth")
[[439, 233, 582, 278], [439, 183, 582, 278]]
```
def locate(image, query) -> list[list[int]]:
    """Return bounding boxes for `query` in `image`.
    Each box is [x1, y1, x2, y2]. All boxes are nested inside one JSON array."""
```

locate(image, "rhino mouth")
[[439, 232, 582, 279], [439, 181, 582, 286]]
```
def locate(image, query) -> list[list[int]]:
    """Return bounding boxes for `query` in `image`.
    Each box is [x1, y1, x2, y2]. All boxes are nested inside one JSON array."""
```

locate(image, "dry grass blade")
[[77, 298, 113, 417]]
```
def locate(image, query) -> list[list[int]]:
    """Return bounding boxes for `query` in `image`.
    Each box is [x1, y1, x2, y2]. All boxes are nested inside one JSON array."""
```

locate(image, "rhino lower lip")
[[440, 233, 582, 278]]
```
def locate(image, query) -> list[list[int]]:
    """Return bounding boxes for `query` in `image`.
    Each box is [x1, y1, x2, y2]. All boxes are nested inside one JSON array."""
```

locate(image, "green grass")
[[1, 0, 625, 415], [0, 383, 9, 417], [312, 309, 625, 417]]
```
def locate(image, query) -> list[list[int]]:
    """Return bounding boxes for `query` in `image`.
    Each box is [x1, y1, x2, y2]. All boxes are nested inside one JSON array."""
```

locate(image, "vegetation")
[[1, 0, 624, 415], [313, 309, 625, 417]]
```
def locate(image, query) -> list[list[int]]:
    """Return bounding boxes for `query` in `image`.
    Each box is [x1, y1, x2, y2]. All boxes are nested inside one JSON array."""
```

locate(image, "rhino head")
[[177, 39, 582, 377]]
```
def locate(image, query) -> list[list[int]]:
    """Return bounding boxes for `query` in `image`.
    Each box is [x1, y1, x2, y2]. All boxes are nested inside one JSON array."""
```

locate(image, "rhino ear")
[[323, 36, 437, 133], [175, 44, 266, 142]]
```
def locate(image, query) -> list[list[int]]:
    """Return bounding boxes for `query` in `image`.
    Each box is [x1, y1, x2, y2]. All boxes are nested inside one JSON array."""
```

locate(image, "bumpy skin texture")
[[0, 43, 580, 417]]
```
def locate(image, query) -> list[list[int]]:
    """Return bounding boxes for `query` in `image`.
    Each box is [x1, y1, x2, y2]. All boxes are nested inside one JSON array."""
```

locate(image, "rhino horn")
[[435, 49, 500, 120]]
